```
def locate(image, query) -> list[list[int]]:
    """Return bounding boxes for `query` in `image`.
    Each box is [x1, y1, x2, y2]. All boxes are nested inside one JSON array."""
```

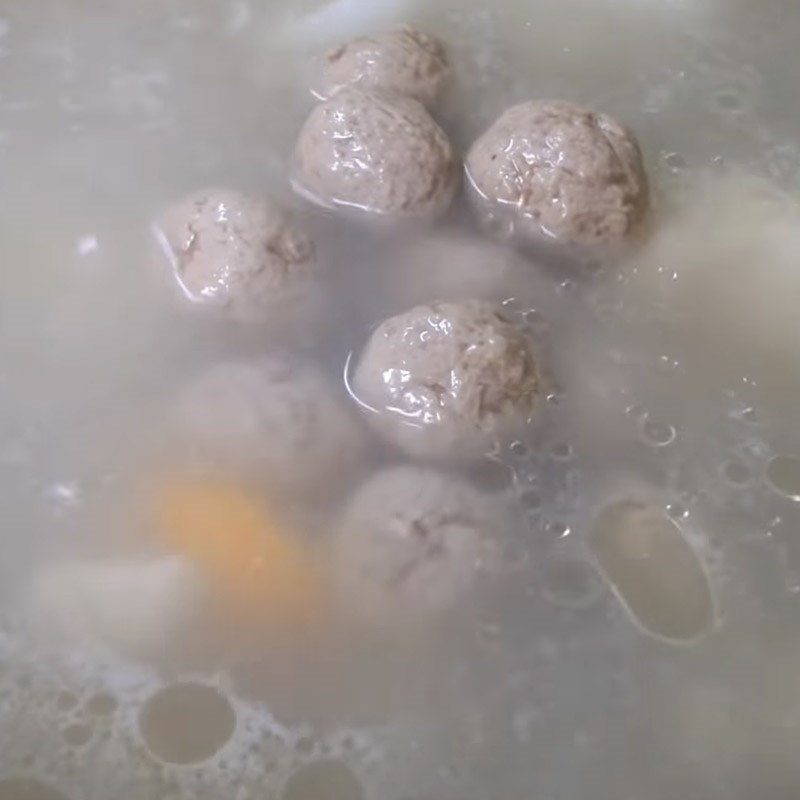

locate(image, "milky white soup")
[[2, 2, 800, 799]]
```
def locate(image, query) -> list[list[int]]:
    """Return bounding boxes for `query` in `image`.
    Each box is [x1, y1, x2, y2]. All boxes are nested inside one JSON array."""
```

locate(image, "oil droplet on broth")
[[509, 440, 528, 457], [520, 489, 542, 511], [638, 416, 676, 447], [715, 90, 743, 110], [282, 760, 364, 800], [667, 502, 689, 521], [589, 500, 713, 642], [550, 442, 572, 460], [723, 459, 752, 485], [85, 691, 117, 717], [766, 455, 800, 501], [61, 721, 93, 747], [0, 778, 69, 800], [139, 683, 235, 765], [466, 458, 516, 492], [663, 151, 688, 172], [55, 691, 79, 712]]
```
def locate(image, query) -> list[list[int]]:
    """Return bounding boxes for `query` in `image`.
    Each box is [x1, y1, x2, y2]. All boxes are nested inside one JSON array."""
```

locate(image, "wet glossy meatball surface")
[[293, 89, 458, 220], [466, 100, 649, 247], [353, 300, 542, 459], [156, 189, 316, 322], [314, 25, 450, 108]]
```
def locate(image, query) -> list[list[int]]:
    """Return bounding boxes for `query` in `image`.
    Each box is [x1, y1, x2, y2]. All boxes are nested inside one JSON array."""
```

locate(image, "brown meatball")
[[465, 100, 649, 247], [155, 189, 316, 323], [353, 300, 543, 460], [335, 466, 504, 629], [173, 355, 365, 496], [292, 88, 458, 220], [313, 25, 449, 108]]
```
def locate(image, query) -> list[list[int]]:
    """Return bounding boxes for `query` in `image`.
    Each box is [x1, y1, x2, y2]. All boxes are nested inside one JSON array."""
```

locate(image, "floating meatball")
[[154, 189, 316, 323], [353, 300, 542, 460], [334, 467, 502, 629], [292, 88, 458, 220], [465, 100, 649, 247], [313, 25, 449, 108], [174, 356, 364, 496]]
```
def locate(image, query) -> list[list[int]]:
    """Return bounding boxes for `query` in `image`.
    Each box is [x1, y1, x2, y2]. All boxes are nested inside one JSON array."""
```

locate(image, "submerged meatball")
[[293, 88, 458, 220], [353, 300, 542, 459], [314, 25, 449, 108], [155, 190, 316, 323], [466, 100, 649, 247], [335, 467, 502, 629], [174, 356, 364, 496]]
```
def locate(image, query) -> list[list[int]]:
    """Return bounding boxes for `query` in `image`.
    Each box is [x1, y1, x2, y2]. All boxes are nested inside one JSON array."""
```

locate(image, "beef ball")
[[313, 25, 449, 108], [353, 300, 543, 460], [154, 190, 316, 323], [334, 466, 503, 629], [174, 356, 364, 497], [465, 100, 649, 248], [292, 88, 458, 220]]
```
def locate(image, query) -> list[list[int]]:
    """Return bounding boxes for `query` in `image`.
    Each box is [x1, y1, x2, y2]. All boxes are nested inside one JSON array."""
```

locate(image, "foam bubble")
[[766, 456, 800, 502], [61, 722, 93, 748], [639, 416, 677, 447], [139, 683, 236, 765], [0, 778, 68, 800], [590, 500, 714, 643], [85, 692, 117, 717], [282, 760, 364, 800]]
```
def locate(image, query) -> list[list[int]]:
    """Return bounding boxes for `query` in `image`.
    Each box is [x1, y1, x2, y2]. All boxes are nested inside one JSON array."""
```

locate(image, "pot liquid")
[[2, 1, 800, 799]]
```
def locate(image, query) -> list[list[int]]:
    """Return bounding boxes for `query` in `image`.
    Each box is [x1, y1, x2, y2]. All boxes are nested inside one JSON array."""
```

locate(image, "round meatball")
[[334, 467, 502, 629], [313, 25, 449, 108], [173, 356, 364, 496], [292, 88, 458, 220], [465, 100, 649, 247], [154, 190, 316, 323], [353, 300, 543, 460]]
